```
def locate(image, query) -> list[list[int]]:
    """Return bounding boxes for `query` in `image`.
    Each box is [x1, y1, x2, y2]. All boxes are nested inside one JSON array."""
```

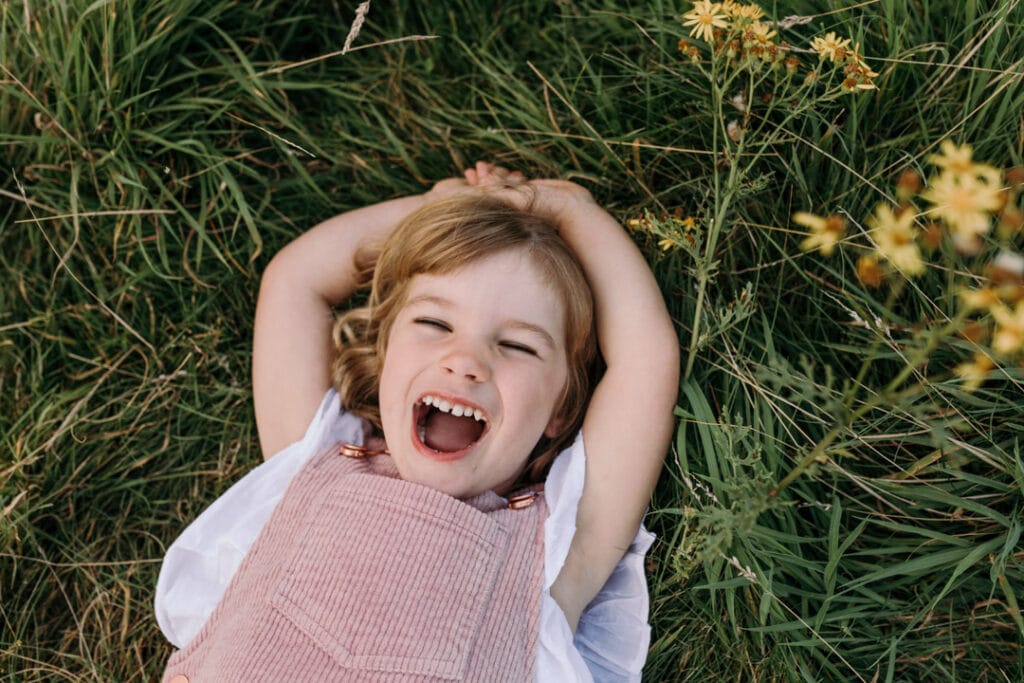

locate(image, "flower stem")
[[684, 60, 740, 379], [770, 308, 967, 497]]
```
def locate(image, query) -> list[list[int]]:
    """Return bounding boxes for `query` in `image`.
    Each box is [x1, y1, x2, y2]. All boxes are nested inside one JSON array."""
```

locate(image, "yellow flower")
[[927, 140, 978, 176], [954, 353, 994, 392], [810, 32, 851, 61], [845, 42, 870, 69], [856, 254, 885, 288], [868, 204, 925, 276], [959, 286, 1001, 313], [746, 21, 776, 46], [793, 211, 846, 256], [991, 301, 1024, 355], [896, 170, 923, 201], [658, 237, 677, 251], [960, 321, 987, 344], [914, 222, 940, 251], [840, 58, 879, 90], [921, 171, 1002, 247], [841, 76, 877, 92], [626, 216, 651, 232], [723, 1, 765, 19], [682, 1, 730, 43]]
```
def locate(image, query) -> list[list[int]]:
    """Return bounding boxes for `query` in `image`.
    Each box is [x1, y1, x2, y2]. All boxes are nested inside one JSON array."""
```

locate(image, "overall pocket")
[[270, 473, 509, 680]]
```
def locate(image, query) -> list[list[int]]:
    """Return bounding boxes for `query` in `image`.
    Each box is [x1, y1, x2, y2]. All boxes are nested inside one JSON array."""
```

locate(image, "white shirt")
[[155, 390, 653, 681]]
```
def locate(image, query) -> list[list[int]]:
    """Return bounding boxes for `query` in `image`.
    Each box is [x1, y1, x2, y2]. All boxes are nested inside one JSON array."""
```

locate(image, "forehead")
[[405, 251, 566, 336]]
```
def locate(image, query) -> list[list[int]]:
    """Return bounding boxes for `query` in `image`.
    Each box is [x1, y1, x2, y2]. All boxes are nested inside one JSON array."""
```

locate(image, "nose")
[[440, 343, 490, 383]]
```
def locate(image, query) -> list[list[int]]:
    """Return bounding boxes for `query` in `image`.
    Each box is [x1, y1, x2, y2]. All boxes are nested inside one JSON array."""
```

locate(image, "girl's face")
[[378, 250, 569, 499]]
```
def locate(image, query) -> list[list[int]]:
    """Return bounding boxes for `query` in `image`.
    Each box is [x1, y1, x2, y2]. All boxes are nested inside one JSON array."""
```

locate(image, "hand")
[[429, 162, 599, 230], [424, 162, 524, 202], [517, 178, 597, 226], [463, 160, 525, 187], [424, 176, 472, 202], [461, 161, 599, 227]]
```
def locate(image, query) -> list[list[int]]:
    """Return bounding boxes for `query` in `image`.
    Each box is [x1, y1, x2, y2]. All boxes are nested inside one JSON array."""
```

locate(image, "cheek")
[[542, 365, 572, 433], [545, 359, 570, 404], [376, 354, 404, 425], [378, 325, 410, 394], [519, 367, 567, 424]]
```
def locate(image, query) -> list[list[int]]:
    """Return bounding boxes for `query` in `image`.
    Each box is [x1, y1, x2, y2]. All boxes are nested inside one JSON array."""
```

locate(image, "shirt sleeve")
[[536, 433, 656, 682], [154, 390, 364, 648]]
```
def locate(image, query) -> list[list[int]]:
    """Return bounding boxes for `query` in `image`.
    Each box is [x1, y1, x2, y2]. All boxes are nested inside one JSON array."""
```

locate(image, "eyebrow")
[[404, 294, 558, 350]]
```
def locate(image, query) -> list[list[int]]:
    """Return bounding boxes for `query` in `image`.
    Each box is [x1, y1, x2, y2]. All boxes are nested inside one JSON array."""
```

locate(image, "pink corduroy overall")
[[161, 446, 547, 682]]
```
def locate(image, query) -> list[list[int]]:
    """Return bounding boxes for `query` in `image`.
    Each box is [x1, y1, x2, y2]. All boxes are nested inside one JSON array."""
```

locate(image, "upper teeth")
[[421, 395, 486, 422]]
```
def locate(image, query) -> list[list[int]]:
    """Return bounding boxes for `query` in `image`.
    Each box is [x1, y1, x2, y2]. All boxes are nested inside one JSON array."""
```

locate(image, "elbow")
[[660, 319, 681, 368], [257, 250, 291, 302], [257, 247, 322, 308], [650, 321, 681, 422], [650, 316, 681, 393]]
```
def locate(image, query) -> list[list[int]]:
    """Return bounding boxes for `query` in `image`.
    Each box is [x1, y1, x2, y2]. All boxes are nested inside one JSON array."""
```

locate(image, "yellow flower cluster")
[[681, 1, 730, 44], [795, 203, 924, 276], [921, 140, 1005, 255], [679, 2, 877, 91], [867, 204, 924, 276], [680, 2, 783, 63], [795, 141, 1022, 279], [793, 141, 1024, 389], [809, 32, 849, 61], [809, 32, 878, 91], [792, 212, 846, 256], [627, 210, 699, 252], [957, 250, 1024, 380]]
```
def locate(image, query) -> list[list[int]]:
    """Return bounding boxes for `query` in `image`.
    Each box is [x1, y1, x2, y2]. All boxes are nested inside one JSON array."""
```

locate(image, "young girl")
[[155, 163, 679, 681]]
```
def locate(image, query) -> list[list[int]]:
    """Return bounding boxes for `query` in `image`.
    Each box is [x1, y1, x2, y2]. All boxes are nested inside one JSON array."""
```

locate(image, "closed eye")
[[414, 317, 451, 332], [499, 341, 538, 356]]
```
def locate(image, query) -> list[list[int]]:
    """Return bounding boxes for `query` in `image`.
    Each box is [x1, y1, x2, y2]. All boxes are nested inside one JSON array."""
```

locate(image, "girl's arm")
[[544, 180, 678, 632], [252, 180, 469, 458], [480, 166, 679, 631]]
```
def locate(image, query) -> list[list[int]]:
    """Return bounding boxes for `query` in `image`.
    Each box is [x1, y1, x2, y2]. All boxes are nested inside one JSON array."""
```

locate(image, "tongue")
[[423, 410, 483, 452]]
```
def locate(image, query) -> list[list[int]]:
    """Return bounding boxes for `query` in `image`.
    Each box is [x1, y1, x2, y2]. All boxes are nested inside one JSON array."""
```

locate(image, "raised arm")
[[553, 185, 678, 631], [479, 166, 679, 631], [546, 180, 678, 631], [252, 179, 471, 458]]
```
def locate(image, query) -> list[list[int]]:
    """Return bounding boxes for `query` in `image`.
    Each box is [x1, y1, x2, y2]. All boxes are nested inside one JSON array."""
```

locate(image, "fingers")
[[464, 161, 526, 187]]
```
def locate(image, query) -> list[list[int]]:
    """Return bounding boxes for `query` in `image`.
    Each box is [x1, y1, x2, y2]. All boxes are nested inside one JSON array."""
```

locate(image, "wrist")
[[525, 180, 599, 228], [551, 200, 618, 245]]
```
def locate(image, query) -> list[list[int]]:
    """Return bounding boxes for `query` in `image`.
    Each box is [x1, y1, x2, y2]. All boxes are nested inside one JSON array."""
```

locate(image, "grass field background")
[[2, 0, 1023, 680]]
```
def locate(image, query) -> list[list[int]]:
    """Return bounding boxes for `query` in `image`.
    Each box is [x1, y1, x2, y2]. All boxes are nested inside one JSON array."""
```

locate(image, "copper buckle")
[[507, 489, 543, 510], [338, 443, 388, 458]]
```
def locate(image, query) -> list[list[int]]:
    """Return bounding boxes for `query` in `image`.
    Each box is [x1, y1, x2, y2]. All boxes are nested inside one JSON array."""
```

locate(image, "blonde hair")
[[332, 192, 597, 482]]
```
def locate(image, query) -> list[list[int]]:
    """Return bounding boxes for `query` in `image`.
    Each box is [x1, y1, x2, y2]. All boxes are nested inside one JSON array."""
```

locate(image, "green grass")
[[3, 0, 1023, 680]]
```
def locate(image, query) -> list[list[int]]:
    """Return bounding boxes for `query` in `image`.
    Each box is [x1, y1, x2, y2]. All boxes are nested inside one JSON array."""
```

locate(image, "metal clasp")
[[338, 443, 388, 459], [506, 488, 543, 510]]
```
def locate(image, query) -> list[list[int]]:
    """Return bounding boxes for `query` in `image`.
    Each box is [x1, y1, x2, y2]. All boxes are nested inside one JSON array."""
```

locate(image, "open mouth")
[[413, 394, 488, 456]]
